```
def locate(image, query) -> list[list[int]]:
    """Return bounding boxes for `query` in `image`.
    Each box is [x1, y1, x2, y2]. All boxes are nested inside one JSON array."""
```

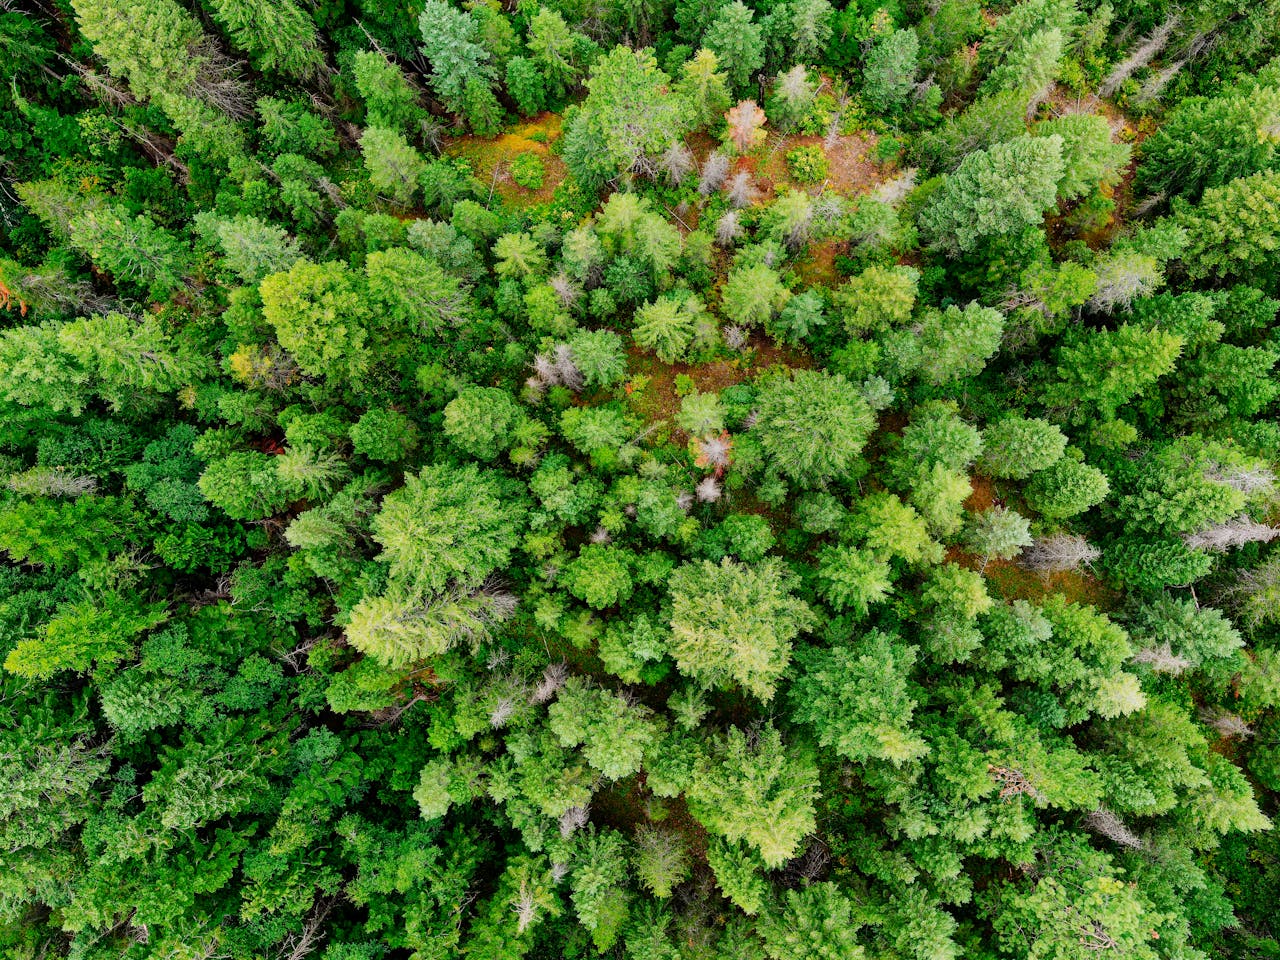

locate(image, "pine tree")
[[687, 723, 819, 868], [790, 631, 927, 764], [920, 135, 1066, 254], [667, 557, 816, 700], [206, 0, 323, 79], [703, 2, 764, 94]]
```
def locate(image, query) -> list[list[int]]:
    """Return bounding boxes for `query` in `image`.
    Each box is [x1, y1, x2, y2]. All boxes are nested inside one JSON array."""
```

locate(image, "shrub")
[[510, 152, 545, 190], [786, 145, 829, 184]]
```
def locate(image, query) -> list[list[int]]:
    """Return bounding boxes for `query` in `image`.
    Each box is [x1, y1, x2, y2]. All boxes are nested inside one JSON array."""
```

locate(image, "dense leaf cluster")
[[2, 0, 1280, 957]]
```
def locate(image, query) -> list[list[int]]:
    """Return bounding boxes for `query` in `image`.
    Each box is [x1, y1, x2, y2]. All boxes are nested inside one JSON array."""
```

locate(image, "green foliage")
[[703, 2, 764, 94], [9, 6, 1280, 958], [260, 259, 373, 383], [786, 145, 829, 183], [688, 723, 819, 868], [563, 46, 685, 190], [917, 302, 1005, 383], [1025, 457, 1110, 519], [350, 409, 420, 463], [509, 153, 545, 190], [1036, 113, 1130, 202], [417, 0, 495, 114], [444, 386, 523, 462], [206, 0, 321, 78], [722, 263, 790, 328], [814, 545, 893, 618], [1138, 84, 1280, 203], [562, 544, 635, 609], [69, 208, 186, 299], [360, 127, 425, 205], [5, 593, 168, 679], [791, 630, 926, 764], [980, 416, 1067, 479], [863, 28, 920, 113], [761, 883, 866, 960], [371, 463, 526, 595], [549, 677, 658, 778], [354, 51, 425, 131], [667, 557, 816, 700], [920, 135, 1066, 254], [753, 370, 875, 485], [1176, 171, 1280, 290]]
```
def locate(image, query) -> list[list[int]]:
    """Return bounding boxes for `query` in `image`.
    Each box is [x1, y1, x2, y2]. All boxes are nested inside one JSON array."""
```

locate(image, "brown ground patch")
[[977, 555, 1121, 611], [624, 336, 812, 435], [446, 112, 567, 207], [795, 238, 847, 289], [687, 124, 890, 206], [736, 132, 888, 206], [964, 473, 999, 513]]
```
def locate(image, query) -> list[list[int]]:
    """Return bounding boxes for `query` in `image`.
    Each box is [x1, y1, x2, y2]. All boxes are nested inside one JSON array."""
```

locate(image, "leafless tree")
[[824, 93, 851, 150], [715, 209, 743, 247], [1206, 463, 1276, 496], [1131, 59, 1186, 107], [1089, 251, 1161, 313], [532, 662, 568, 704], [489, 697, 516, 729], [1019, 533, 1101, 576], [550, 272, 580, 309], [1184, 516, 1280, 553], [812, 193, 846, 234], [725, 100, 766, 153], [695, 475, 722, 503], [277, 897, 336, 960], [1099, 14, 1179, 97], [989, 764, 1045, 803], [1130, 644, 1192, 675], [188, 36, 254, 121], [726, 171, 758, 209], [7, 468, 98, 498], [1084, 807, 1144, 849], [872, 167, 918, 206], [512, 878, 542, 933], [554, 344, 584, 391], [698, 152, 730, 195], [559, 804, 590, 838], [531, 351, 561, 387], [1200, 708, 1255, 739], [659, 141, 696, 186]]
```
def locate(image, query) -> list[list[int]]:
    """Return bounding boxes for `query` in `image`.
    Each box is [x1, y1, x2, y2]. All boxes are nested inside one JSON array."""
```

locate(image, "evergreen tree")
[[703, 2, 765, 95], [667, 557, 815, 700], [687, 723, 819, 867], [920, 135, 1066, 254]]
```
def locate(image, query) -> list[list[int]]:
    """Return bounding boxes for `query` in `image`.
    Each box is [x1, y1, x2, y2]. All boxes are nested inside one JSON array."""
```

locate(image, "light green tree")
[[790, 631, 927, 765], [920, 135, 1066, 254], [548, 677, 659, 779], [260, 259, 373, 383], [687, 723, 819, 868], [371, 463, 526, 594], [667, 557, 816, 700], [360, 127, 425, 205], [753, 370, 876, 484]]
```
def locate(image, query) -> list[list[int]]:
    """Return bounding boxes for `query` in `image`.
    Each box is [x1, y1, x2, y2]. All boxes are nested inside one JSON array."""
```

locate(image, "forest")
[[3, 0, 1280, 956]]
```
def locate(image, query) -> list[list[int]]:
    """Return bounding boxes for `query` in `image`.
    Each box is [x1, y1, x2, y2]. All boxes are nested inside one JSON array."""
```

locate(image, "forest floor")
[[446, 112, 568, 207]]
